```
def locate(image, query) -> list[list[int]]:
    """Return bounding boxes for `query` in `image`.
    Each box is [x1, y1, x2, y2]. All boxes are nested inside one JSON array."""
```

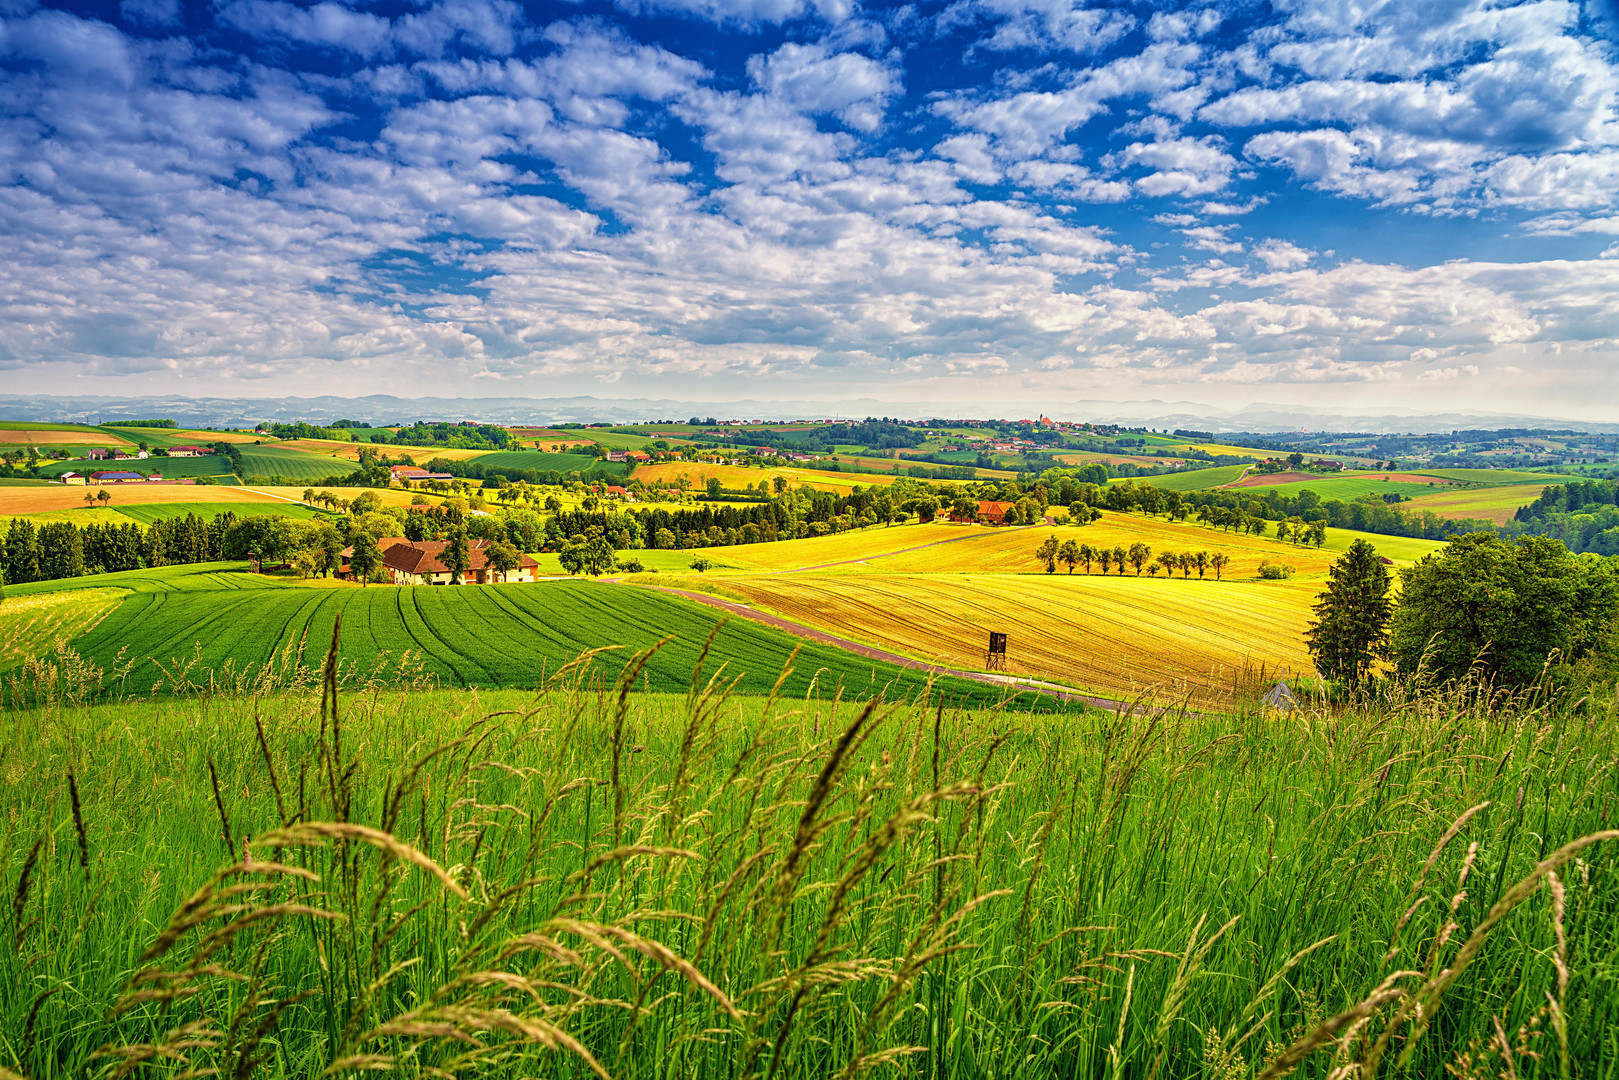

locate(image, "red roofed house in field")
[[338, 537, 539, 585], [949, 500, 1013, 524], [167, 445, 211, 457]]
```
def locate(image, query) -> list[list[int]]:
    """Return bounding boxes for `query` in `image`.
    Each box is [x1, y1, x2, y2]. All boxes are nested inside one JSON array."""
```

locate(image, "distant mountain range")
[[0, 393, 1612, 435]]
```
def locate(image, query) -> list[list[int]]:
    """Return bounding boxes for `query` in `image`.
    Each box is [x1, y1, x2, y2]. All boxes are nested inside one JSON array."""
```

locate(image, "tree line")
[[1506, 479, 1619, 555], [1308, 533, 1619, 693]]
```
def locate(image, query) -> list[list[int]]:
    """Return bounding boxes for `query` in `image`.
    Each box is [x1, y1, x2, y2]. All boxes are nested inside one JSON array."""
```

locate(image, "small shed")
[[1261, 682, 1297, 711]]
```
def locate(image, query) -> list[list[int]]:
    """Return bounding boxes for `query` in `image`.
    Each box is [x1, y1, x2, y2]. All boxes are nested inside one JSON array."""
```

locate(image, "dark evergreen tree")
[[1305, 538, 1392, 688]]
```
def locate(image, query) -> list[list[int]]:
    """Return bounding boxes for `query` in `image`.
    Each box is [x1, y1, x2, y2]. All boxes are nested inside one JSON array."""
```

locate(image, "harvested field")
[[1225, 469, 1317, 486], [678, 572, 1316, 703], [0, 484, 284, 515], [276, 439, 495, 463], [0, 429, 127, 445]]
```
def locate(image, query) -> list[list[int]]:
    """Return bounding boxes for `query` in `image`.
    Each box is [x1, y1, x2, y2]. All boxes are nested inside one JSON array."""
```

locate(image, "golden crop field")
[[721, 521, 965, 570], [0, 484, 284, 515], [1402, 485, 1541, 525], [0, 589, 125, 666], [0, 429, 126, 445], [688, 572, 1316, 704], [715, 515, 1343, 578], [1318, 528, 1445, 563]]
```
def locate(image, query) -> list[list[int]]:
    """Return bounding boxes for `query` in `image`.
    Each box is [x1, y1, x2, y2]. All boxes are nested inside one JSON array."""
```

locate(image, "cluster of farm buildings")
[[56, 445, 216, 485], [336, 537, 540, 586]]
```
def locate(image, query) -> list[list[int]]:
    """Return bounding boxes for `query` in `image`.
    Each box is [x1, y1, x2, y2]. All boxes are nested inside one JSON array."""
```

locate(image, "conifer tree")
[[1306, 538, 1392, 688]]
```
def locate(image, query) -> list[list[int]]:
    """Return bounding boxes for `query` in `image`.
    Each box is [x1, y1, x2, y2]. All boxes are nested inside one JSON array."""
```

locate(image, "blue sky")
[[3, 0, 1618, 418]]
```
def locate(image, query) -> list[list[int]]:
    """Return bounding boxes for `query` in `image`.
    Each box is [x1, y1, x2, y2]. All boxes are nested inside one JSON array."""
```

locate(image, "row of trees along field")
[[1308, 533, 1619, 691], [1507, 478, 1619, 554], [2, 513, 243, 583], [1029, 537, 1276, 579]]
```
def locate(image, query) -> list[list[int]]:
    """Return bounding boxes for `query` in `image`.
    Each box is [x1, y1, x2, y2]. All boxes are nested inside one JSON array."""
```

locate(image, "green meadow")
[[3, 656, 1615, 1078]]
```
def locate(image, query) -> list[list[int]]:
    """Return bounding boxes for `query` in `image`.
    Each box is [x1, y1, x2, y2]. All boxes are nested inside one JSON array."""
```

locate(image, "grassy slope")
[[472, 450, 624, 474], [238, 445, 361, 479], [50, 572, 1019, 704], [1129, 464, 1250, 490], [114, 501, 333, 524], [10, 687, 1610, 1078], [1224, 473, 1454, 500], [664, 571, 1316, 702], [34, 454, 235, 478]]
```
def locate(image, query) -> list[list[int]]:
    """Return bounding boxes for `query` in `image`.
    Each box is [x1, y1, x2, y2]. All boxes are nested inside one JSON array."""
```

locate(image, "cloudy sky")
[[3, 0, 1618, 419]]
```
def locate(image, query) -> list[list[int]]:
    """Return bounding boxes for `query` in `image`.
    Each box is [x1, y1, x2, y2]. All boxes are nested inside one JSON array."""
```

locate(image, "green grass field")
[[113, 501, 333, 524], [2, 561, 289, 599], [1228, 474, 1452, 501], [473, 450, 628, 475], [4, 673, 1614, 1078], [1318, 527, 1448, 562], [238, 444, 360, 480], [34, 454, 236, 479]]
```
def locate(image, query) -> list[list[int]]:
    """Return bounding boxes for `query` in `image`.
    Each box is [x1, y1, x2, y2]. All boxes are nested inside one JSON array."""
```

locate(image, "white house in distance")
[[168, 445, 212, 457], [389, 464, 455, 485]]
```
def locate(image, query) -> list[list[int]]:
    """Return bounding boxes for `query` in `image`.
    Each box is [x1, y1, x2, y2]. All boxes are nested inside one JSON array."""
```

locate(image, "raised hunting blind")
[[986, 631, 1007, 671]]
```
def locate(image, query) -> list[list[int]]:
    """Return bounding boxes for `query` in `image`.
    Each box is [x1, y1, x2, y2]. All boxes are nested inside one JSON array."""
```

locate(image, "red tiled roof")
[[379, 538, 538, 577]]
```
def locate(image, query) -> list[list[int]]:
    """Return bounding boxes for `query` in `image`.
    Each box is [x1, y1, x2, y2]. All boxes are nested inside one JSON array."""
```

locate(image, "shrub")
[[1257, 560, 1295, 579]]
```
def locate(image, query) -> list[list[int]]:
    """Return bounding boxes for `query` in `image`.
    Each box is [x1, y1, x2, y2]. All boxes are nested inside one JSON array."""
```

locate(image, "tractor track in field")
[[642, 584, 1164, 714]]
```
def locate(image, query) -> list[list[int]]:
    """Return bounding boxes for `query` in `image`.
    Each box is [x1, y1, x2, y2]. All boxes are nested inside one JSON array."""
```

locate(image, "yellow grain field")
[[0, 589, 125, 667], [701, 572, 1316, 703], [860, 521, 1336, 579], [722, 522, 964, 570]]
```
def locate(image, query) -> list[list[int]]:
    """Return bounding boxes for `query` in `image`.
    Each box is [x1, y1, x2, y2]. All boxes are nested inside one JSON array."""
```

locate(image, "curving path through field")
[[645, 584, 1166, 714]]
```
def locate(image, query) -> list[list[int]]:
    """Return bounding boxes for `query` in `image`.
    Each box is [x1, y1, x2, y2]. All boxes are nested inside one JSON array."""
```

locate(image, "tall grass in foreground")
[[2, 626, 1617, 1079]]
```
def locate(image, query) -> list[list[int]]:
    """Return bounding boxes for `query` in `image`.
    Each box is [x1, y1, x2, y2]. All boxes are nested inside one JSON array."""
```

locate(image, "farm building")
[[88, 470, 148, 484], [950, 500, 1013, 524], [168, 445, 211, 457], [340, 537, 539, 585], [389, 464, 455, 485], [58, 472, 85, 485]]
